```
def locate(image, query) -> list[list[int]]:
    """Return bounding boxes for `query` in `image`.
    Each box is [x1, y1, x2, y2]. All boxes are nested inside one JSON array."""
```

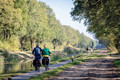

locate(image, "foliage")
[[0, 0, 96, 51], [0, 0, 22, 39], [78, 33, 96, 48], [71, 0, 120, 53], [50, 52, 67, 61], [1, 36, 20, 51], [0, 41, 4, 49], [64, 47, 80, 54], [114, 59, 120, 69]]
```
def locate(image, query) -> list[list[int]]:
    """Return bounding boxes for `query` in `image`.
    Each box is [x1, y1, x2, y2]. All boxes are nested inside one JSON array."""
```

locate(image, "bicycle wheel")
[[35, 64, 40, 72], [37, 67, 40, 72], [45, 61, 48, 71]]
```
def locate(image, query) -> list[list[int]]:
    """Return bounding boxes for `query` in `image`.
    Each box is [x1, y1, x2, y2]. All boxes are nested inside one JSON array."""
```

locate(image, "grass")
[[86, 54, 107, 59], [50, 57, 69, 65], [0, 68, 34, 80], [1, 50, 22, 63], [29, 53, 107, 80], [108, 53, 119, 55], [50, 54, 83, 65], [93, 49, 101, 53], [108, 53, 120, 57], [113, 59, 120, 69]]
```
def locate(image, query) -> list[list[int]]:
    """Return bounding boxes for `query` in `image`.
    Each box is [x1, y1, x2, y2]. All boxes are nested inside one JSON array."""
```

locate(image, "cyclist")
[[32, 44, 42, 71], [42, 44, 51, 69]]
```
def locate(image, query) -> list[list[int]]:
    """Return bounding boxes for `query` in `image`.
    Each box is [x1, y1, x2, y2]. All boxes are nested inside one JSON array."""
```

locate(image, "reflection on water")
[[0, 60, 34, 74]]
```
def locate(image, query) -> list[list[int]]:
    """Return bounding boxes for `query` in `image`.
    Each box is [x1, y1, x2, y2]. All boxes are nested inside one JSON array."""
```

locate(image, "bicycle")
[[33, 58, 41, 72], [42, 57, 49, 71]]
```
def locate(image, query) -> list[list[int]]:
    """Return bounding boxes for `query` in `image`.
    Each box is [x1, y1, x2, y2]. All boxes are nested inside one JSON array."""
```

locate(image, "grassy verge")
[[0, 68, 34, 80], [50, 53, 83, 65], [113, 59, 120, 69], [108, 53, 119, 55], [29, 53, 107, 80]]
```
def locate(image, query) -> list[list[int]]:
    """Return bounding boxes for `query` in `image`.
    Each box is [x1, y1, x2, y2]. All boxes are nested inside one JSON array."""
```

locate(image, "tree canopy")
[[71, 0, 120, 53], [0, 0, 95, 51]]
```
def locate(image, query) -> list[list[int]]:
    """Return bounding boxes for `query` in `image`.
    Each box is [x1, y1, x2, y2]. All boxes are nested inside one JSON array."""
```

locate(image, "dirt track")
[[47, 51, 120, 80]]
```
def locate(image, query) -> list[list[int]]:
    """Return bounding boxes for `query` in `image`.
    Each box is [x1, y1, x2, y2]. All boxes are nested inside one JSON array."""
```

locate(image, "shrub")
[[51, 52, 67, 61], [64, 47, 80, 54], [1, 36, 20, 51], [0, 40, 4, 49]]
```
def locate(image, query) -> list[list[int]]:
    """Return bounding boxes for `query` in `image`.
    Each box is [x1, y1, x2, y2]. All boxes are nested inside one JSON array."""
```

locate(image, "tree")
[[26, 0, 49, 50], [71, 0, 120, 53], [14, 0, 28, 51], [0, 0, 22, 39], [0, 0, 96, 51]]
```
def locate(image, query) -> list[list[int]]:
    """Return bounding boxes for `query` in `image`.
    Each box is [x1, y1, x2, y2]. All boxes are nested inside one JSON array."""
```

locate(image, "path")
[[5, 60, 71, 80], [47, 51, 120, 80]]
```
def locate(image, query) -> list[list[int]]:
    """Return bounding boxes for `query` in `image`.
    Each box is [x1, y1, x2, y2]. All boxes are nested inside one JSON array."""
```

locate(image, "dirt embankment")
[[12, 51, 34, 59]]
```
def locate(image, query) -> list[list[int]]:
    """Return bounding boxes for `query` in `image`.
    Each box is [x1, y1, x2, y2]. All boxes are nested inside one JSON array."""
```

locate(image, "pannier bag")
[[42, 57, 49, 65], [33, 58, 41, 67]]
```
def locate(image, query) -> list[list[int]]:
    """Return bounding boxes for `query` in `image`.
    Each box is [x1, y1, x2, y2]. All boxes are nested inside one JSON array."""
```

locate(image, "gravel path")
[[47, 51, 120, 80]]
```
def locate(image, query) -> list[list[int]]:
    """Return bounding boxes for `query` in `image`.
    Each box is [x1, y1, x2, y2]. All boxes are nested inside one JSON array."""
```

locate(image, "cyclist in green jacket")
[[42, 44, 51, 69]]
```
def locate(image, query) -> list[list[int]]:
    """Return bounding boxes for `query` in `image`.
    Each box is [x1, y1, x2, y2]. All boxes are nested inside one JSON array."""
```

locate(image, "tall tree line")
[[71, 0, 120, 53], [0, 0, 95, 51]]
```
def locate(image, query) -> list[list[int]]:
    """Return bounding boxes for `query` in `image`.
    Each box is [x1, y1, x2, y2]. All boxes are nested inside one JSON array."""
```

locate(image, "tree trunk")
[[4, 31, 6, 39], [115, 45, 120, 54], [20, 37, 24, 51], [114, 38, 120, 54], [30, 38, 35, 51], [4, 30, 7, 40], [54, 45, 56, 50]]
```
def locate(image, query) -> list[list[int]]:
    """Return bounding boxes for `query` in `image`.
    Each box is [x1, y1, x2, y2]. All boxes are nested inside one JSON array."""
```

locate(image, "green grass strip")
[[113, 59, 120, 69], [108, 53, 119, 55], [0, 69, 34, 80]]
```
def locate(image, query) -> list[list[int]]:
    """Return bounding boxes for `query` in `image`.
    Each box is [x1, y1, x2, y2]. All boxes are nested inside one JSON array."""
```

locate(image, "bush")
[[114, 59, 120, 69], [64, 47, 80, 54], [0, 40, 4, 49], [51, 52, 67, 61], [0, 36, 20, 51]]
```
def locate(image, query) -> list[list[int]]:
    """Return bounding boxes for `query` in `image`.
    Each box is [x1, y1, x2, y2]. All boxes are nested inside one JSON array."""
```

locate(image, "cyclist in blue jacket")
[[32, 44, 43, 71]]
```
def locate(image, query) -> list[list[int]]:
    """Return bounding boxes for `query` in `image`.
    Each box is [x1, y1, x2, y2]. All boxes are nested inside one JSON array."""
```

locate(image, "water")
[[0, 60, 34, 74]]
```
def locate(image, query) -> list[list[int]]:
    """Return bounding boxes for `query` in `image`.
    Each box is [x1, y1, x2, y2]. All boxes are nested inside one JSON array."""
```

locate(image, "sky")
[[38, 0, 95, 40]]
